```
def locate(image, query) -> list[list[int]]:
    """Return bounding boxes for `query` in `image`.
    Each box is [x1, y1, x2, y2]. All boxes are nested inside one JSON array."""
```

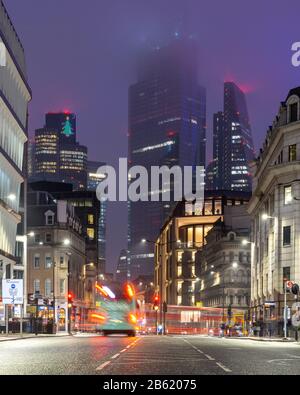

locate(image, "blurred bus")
[[88, 282, 138, 336]]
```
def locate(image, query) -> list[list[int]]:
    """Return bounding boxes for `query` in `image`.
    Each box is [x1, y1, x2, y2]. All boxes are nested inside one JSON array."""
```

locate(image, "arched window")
[[45, 210, 55, 226]]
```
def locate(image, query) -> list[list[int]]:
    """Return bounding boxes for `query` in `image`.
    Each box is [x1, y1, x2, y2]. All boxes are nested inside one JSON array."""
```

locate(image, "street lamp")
[[7, 193, 16, 201], [241, 239, 251, 246], [232, 262, 238, 269], [28, 231, 35, 238], [63, 238, 71, 246], [261, 213, 275, 221]]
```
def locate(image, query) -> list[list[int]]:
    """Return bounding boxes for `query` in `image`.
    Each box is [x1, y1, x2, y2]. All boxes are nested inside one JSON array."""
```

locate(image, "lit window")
[[45, 256, 52, 269], [177, 265, 182, 277], [204, 201, 213, 215], [88, 214, 94, 225], [195, 227, 203, 248], [87, 228, 95, 240], [284, 186, 292, 205], [289, 144, 297, 162]]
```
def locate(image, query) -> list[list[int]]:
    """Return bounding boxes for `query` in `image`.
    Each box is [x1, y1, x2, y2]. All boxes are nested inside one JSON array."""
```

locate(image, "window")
[[214, 200, 222, 215], [185, 203, 193, 216], [45, 212, 54, 225], [289, 144, 297, 162], [34, 255, 40, 269], [60, 279, 66, 294], [87, 214, 94, 225], [34, 234, 40, 243], [33, 279, 40, 294], [195, 227, 203, 248], [45, 279, 52, 297], [87, 228, 95, 240], [187, 227, 193, 246], [283, 267, 290, 281], [284, 186, 292, 205], [283, 226, 291, 246], [13, 270, 23, 279], [45, 256, 52, 269], [204, 201, 213, 215], [60, 256, 64, 266], [177, 265, 182, 277], [45, 233, 52, 243], [290, 103, 298, 123]]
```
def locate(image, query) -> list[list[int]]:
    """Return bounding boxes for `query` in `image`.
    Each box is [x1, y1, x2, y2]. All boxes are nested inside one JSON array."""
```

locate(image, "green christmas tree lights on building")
[[62, 116, 73, 137]]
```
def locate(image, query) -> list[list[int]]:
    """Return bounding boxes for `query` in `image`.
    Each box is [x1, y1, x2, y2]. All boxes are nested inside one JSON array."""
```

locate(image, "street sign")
[[2, 279, 23, 305]]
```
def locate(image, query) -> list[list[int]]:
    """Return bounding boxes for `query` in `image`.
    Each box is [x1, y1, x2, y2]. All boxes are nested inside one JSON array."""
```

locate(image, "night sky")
[[5, 0, 300, 272]]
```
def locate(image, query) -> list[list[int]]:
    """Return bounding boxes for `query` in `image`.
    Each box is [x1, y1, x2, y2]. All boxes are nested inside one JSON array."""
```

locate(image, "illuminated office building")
[[87, 161, 107, 274], [31, 112, 87, 190], [0, 2, 31, 321], [213, 82, 255, 191], [128, 38, 206, 280]]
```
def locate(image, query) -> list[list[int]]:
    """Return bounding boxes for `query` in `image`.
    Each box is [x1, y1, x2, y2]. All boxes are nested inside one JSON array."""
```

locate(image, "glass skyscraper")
[[128, 38, 206, 280], [212, 82, 255, 192]]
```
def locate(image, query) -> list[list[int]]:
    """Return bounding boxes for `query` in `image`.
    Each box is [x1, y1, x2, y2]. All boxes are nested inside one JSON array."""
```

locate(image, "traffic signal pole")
[[284, 281, 287, 339]]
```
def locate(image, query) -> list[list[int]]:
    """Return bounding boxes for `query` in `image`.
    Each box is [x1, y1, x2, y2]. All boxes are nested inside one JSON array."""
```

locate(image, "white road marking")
[[120, 349, 127, 353], [204, 354, 215, 361], [96, 360, 111, 371], [111, 353, 120, 359], [216, 362, 232, 372]]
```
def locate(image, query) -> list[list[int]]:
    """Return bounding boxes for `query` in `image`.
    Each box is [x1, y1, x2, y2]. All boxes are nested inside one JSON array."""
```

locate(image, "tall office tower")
[[87, 161, 107, 274], [213, 82, 254, 191], [128, 38, 206, 280], [34, 128, 59, 181], [59, 143, 87, 190], [45, 112, 76, 144], [32, 113, 87, 190], [0, 1, 31, 313], [115, 249, 129, 283]]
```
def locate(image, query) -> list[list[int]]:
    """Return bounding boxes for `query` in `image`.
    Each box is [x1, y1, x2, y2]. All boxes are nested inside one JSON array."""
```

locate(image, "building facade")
[[213, 82, 255, 192], [0, 1, 31, 325], [29, 181, 100, 303], [87, 160, 107, 273], [197, 205, 251, 316], [128, 37, 206, 280], [30, 112, 88, 191], [248, 87, 300, 336], [154, 191, 250, 310], [115, 249, 129, 283], [27, 188, 86, 332]]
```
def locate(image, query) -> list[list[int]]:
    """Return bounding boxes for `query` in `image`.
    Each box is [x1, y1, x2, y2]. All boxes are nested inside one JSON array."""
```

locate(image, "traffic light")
[[153, 294, 159, 311], [68, 293, 73, 308]]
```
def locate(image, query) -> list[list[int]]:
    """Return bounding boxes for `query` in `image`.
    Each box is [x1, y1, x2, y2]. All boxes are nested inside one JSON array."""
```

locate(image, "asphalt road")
[[1, 334, 300, 375]]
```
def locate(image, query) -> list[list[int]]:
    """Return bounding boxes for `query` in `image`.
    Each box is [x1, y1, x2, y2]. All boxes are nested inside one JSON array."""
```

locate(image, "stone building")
[[248, 87, 300, 336]]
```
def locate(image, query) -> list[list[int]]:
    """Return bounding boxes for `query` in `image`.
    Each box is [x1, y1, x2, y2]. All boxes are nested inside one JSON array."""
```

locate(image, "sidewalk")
[[0, 332, 70, 342], [234, 336, 297, 343]]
